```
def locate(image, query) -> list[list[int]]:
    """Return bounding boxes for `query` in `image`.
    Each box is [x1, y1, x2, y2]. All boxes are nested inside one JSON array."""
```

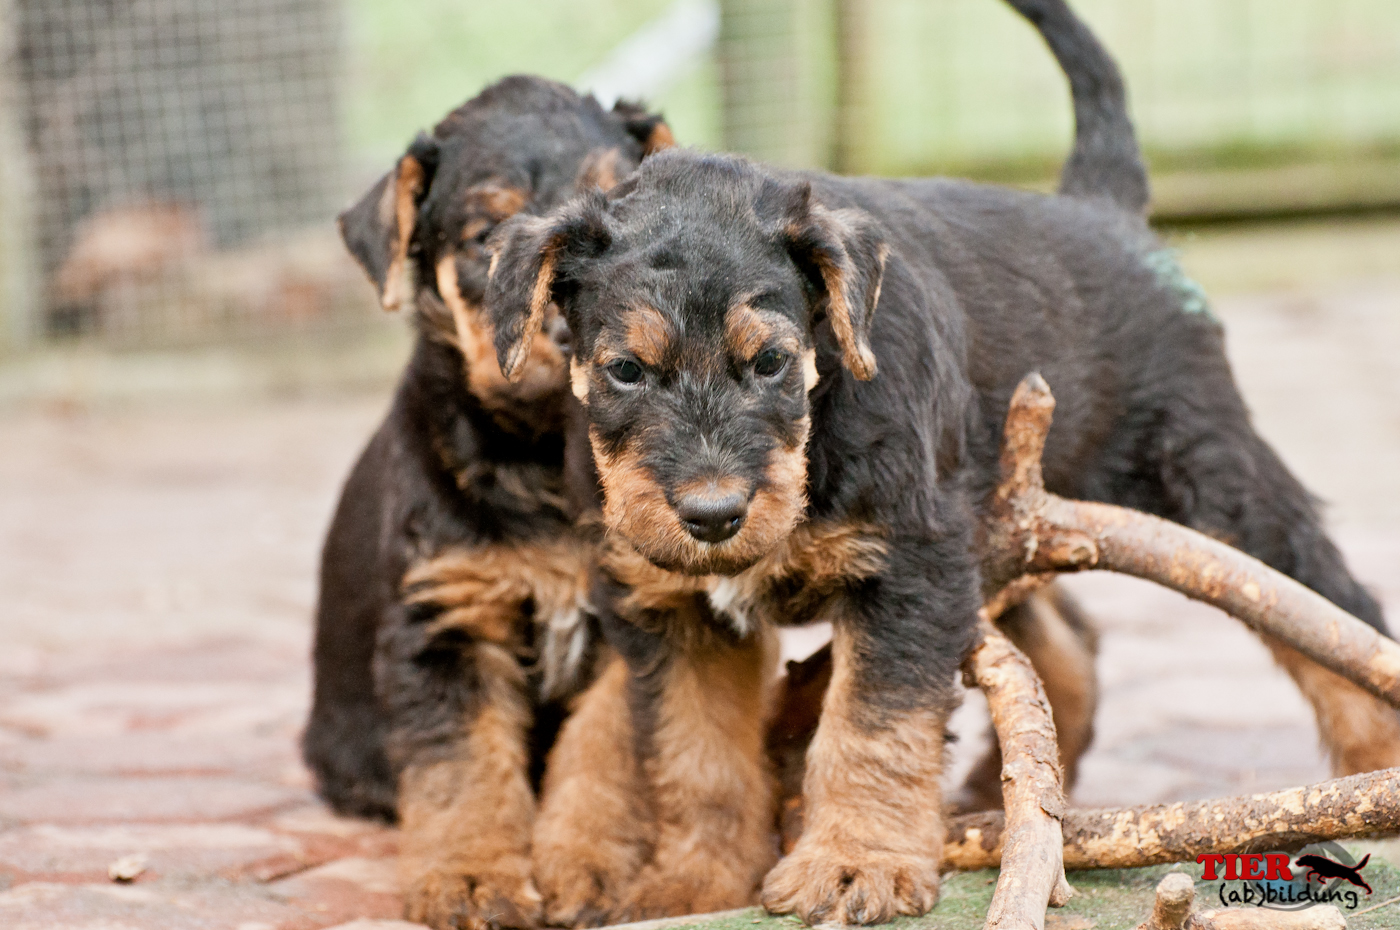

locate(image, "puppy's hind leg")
[[1135, 347, 1399, 776], [954, 584, 1099, 812]]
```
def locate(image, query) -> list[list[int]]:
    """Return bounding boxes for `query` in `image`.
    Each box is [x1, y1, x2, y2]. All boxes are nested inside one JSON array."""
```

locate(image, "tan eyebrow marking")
[[622, 306, 674, 367], [468, 181, 529, 222], [724, 305, 773, 361]]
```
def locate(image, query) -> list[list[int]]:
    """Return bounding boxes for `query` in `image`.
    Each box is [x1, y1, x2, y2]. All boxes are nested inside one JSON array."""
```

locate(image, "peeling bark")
[[943, 767, 1400, 870], [981, 373, 1400, 709], [765, 372, 1400, 930], [965, 617, 1073, 929], [1186, 906, 1345, 929], [1138, 872, 1193, 930]]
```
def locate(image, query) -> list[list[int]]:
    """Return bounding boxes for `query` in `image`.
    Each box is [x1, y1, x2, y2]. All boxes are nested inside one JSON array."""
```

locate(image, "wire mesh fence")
[[3, 0, 368, 351], [0, 0, 1396, 355]]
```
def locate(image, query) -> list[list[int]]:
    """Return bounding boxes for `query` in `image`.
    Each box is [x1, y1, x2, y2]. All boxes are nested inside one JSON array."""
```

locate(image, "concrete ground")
[[1, 217, 1398, 927]]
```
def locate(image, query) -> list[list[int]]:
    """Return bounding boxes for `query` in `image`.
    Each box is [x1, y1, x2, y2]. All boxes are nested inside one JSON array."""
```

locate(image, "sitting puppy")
[[305, 22, 1105, 930], [300, 75, 672, 929], [482, 7, 1396, 928]]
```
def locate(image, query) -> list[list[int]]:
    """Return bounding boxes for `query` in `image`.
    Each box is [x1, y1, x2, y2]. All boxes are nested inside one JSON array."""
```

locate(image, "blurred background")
[[1, 0, 1397, 370], [1, 5, 1400, 925]]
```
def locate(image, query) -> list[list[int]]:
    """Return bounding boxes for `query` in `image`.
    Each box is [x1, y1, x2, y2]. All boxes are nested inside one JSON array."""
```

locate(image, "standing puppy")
[[484, 43, 1391, 930], [302, 76, 671, 929]]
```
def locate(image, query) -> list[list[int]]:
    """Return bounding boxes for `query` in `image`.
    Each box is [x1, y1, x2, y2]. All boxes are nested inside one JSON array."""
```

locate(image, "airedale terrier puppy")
[[483, 3, 1396, 924], [301, 76, 671, 929]]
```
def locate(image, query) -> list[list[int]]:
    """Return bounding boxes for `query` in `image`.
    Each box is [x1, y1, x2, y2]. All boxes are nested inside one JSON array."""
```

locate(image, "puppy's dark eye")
[[753, 349, 788, 378], [608, 358, 644, 385]]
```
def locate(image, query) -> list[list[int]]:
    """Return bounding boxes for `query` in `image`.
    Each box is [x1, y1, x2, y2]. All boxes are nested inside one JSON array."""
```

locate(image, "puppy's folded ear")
[[484, 191, 610, 381], [337, 133, 440, 312], [612, 100, 676, 156], [760, 180, 888, 380]]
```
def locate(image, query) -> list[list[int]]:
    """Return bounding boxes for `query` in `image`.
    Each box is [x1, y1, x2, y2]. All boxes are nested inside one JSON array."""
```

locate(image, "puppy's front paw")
[[533, 834, 642, 928], [616, 856, 762, 922], [403, 857, 543, 930], [760, 839, 940, 925]]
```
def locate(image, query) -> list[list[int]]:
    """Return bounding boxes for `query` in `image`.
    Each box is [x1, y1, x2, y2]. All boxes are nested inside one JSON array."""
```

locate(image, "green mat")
[[627, 848, 1400, 930]]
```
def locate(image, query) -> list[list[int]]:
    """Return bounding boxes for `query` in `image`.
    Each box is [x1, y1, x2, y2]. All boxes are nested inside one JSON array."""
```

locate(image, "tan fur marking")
[[576, 147, 625, 192], [801, 348, 818, 392], [1265, 636, 1400, 775], [499, 246, 559, 382], [591, 434, 704, 575], [960, 587, 1099, 811], [673, 473, 750, 502], [534, 656, 653, 926], [762, 624, 946, 924], [570, 358, 590, 404], [590, 417, 809, 576], [643, 122, 676, 155], [382, 155, 426, 313], [404, 539, 589, 695], [724, 305, 774, 361], [375, 174, 397, 228], [623, 307, 673, 368], [616, 630, 780, 919], [599, 518, 885, 637], [399, 644, 542, 930], [816, 254, 877, 380], [461, 217, 491, 243], [744, 431, 810, 560], [1021, 588, 1098, 784], [436, 253, 567, 408], [472, 181, 529, 222]]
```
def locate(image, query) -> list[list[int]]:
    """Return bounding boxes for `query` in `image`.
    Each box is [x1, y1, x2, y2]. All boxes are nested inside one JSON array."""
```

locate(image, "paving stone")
[[1, 275, 1398, 925], [0, 823, 304, 883], [0, 879, 316, 930], [269, 805, 399, 864], [0, 732, 292, 779], [0, 680, 303, 740], [0, 775, 310, 825], [269, 857, 402, 925]]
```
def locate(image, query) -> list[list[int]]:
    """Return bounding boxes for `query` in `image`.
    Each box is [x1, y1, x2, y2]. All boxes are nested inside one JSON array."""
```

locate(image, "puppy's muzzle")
[[675, 490, 748, 544]]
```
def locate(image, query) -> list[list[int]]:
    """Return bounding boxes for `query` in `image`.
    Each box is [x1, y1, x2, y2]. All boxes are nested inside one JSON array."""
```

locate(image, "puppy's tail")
[[1002, 0, 1150, 214]]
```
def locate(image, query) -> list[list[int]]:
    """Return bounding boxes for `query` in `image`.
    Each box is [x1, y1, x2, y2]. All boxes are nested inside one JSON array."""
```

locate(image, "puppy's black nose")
[[675, 492, 748, 543]]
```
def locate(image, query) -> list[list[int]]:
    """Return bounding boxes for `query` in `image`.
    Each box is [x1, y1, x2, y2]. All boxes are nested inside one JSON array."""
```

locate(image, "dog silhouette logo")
[[1295, 853, 1372, 895], [1202, 842, 1372, 911]]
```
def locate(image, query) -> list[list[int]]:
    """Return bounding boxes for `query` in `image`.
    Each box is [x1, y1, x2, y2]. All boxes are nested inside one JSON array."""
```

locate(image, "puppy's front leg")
[[398, 643, 541, 930], [615, 626, 779, 920], [762, 567, 969, 925], [532, 655, 653, 927]]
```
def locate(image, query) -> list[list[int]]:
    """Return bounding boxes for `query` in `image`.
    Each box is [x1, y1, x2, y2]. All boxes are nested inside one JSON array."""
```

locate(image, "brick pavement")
[[2, 273, 1398, 927]]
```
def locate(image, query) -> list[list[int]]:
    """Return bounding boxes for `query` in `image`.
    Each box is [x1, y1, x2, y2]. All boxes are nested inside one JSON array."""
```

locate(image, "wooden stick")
[[1185, 906, 1344, 930], [982, 373, 1400, 709], [1138, 872, 1193, 930], [766, 372, 1400, 929], [943, 767, 1400, 871], [965, 617, 1073, 928]]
